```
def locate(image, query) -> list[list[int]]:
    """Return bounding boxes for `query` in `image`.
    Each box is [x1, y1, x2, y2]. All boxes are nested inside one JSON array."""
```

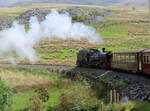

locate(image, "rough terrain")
[[1, 63, 150, 102], [0, 7, 111, 29]]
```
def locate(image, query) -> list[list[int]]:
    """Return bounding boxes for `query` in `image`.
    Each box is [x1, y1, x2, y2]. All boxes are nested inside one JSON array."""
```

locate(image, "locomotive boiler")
[[76, 48, 112, 69]]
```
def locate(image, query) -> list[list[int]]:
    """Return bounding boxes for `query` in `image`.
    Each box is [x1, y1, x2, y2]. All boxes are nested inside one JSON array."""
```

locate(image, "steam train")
[[76, 48, 150, 75]]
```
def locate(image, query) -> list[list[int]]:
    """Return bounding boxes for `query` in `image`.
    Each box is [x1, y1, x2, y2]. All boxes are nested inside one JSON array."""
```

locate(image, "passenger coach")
[[142, 49, 150, 75], [111, 50, 143, 73]]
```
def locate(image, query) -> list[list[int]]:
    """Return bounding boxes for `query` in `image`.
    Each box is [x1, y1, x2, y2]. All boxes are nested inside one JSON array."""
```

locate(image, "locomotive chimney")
[[102, 48, 105, 52]]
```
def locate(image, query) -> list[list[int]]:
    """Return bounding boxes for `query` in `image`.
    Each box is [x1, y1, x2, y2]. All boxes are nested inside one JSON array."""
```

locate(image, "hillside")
[[0, 5, 149, 65], [0, 0, 148, 7], [0, 3, 150, 111]]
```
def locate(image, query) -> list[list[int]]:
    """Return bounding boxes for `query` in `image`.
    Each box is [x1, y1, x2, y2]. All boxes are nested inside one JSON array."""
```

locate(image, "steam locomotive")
[[76, 48, 150, 75]]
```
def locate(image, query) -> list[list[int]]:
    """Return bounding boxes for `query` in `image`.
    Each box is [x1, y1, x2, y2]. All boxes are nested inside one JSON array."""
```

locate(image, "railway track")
[[0, 63, 74, 68]]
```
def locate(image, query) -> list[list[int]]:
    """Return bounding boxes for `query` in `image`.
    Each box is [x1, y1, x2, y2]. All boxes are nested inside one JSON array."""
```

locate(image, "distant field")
[[0, 5, 149, 65]]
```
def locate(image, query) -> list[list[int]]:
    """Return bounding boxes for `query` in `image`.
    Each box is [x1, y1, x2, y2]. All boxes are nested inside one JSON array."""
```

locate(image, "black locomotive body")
[[76, 48, 112, 69]]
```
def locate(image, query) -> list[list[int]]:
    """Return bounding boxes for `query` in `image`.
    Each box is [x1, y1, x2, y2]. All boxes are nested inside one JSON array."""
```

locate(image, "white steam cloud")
[[0, 9, 103, 62]]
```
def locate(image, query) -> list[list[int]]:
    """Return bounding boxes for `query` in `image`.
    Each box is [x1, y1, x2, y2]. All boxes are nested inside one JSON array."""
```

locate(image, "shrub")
[[28, 95, 46, 111], [72, 16, 85, 22], [60, 80, 100, 111], [0, 78, 13, 110], [35, 87, 50, 102], [103, 102, 135, 111], [99, 76, 112, 83], [95, 12, 105, 17], [114, 80, 129, 89]]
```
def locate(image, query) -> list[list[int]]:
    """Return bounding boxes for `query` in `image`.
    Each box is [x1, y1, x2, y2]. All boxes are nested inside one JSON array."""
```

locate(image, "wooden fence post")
[[113, 89, 116, 103], [110, 90, 112, 104], [100, 102, 103, 111], [117, 93, 120, 104]]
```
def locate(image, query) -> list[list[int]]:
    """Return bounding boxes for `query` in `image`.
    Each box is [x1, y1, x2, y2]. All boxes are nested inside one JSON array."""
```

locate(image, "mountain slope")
[[0, 0, 148, 7], [118, 0, 148, 6]]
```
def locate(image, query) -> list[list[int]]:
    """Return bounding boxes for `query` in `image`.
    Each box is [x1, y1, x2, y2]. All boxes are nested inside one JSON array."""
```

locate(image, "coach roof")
[[113, 50, 143, 54]]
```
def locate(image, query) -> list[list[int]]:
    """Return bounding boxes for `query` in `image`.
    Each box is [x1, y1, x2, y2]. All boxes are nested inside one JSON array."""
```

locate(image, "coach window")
[[115, 54, 117, 63], [121, 54, 124, 64], [129, 54, 132, 62], [123, 54, 125, 64], [143, 56, 146, 63], [147, 56, 149, 63], [130, 54, 135, 62], [114, 54, 116, 63], [125, 54, 127, 63], [113, 54, 115, 63], [122, 54, 125, 63], [126, 54, 129, 63], [114, 54, 117, 63], [129, 54, 131, 62], [119, 54, 121, 63], [116, 54, 118, 63], [122, 54, 125, 64], [127, 54, 130, 63], [120, 54, 122, 63], [117, 54, 120, 63], [135, 54, 137, 62]]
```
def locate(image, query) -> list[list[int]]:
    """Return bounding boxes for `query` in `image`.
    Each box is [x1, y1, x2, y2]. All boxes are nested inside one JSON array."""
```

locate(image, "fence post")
[[110, 90, 112, 104], [100, 102, 103, 111], [113, 89, 116, 103], [117, 93, 120, 104]]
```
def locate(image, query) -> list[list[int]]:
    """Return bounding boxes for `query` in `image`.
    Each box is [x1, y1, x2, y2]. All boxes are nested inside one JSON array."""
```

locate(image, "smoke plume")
[[0, 9, 103, 62]]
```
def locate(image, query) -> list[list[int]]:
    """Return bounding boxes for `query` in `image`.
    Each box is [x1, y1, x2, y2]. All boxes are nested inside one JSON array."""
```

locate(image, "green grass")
[[133, 101, 150, 111], [103, 101, 150, 111], [10, 91, 36, 111], [38, 48, 77, 61], [46, 88, 61, 110], [0, 66, 63, 110], [1, 66, 50, 76], [100, 25, 129, 37], [10, 88, 62, 111], [1, 66, 150, 111]]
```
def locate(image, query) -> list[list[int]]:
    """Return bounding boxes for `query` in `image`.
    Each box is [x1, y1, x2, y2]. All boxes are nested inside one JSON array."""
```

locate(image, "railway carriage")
[[142, 49, 150, 75], [111, 50, 143, 73]]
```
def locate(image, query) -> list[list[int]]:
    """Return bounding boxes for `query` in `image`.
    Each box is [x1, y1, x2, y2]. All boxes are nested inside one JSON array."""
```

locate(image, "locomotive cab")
[[99, 48, 112, 69]]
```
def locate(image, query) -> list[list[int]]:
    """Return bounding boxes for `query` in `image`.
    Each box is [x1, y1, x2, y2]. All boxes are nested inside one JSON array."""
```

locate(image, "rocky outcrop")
[[62, 8, 89, 16], [0, 8, 111, 29], [15, 8, 109, 25], [15, 8, 50, 24], [0, 19, 13, 30], [85, 16, 107, 24], [103, 74, 150, 101]]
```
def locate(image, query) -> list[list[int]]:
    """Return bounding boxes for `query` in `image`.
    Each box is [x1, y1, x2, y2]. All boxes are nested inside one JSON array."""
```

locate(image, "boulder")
[[85, 16, 107, 24], [0, 19, 13, 30], [15, 8, 50, 24], [64, 8, 89, 16]]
